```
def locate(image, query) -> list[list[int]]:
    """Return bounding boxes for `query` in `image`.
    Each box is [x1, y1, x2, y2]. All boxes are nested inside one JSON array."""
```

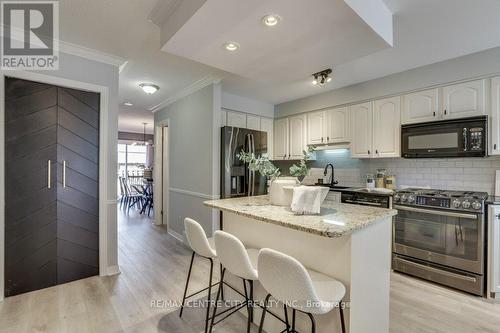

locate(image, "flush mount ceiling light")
[[262, 14, 281, 27], [311, 68, 333, 87], [139, 83, 160, 94], [223, 42, 240, 52], [123, 101, 133, 106]]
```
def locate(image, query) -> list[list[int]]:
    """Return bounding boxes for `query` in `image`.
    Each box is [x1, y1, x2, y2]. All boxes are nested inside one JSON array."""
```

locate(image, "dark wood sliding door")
[[5, 77, 99, 297]]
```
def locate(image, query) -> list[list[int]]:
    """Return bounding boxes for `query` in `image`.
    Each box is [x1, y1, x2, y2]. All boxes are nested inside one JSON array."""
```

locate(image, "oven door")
[[393, 205, 484, 274], [401, 117, 487, 158]]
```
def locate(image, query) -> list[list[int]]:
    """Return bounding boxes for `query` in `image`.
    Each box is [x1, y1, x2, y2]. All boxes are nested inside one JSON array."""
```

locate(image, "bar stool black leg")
[[179, 252, 195, 318], [283, 304, 290, 333], [292, 309, 296, 332], [249, 280, 254, 323], [258, 294, 271, 333], [243, 279, 251, 333], [339, 300, 346, 333], [220, 263, 225, 301], [209, 268, 225, 333], [204, 259, 214, 333], [307, 313, 316, 333]]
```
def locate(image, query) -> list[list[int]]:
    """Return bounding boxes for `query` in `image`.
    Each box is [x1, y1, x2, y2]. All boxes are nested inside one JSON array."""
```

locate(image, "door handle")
[[63, 160, 67, 188], [47, 160, 51, 189]]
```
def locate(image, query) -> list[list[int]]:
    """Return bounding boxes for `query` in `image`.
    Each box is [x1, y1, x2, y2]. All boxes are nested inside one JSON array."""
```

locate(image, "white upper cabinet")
[[273, 118, 289, 160], [351, 102, 373, 158], [442, 79, 486, 119], [260, 117, 274, 159], [326, 107, 350, 143], [491, 77, 500, 155], [402, 88, 439, 124], [226, 111, 247, 128], [307, 111, 326, 145], [373, 97, 401, 158], [289, 115, 307, 159], [246, 114, 261, 131]]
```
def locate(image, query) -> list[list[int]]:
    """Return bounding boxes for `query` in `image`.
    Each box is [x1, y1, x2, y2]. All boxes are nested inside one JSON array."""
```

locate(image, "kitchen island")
[[204, 195, 397, 333]]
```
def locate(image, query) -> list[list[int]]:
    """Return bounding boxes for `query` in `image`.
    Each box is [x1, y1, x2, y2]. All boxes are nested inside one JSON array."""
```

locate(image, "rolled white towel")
[[290, 186, 329, 215]]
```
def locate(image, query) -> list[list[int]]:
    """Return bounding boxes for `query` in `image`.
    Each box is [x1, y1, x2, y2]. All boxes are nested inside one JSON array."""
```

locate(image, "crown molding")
[[59, 40, 127, 68], [150, 75, 222, 113]]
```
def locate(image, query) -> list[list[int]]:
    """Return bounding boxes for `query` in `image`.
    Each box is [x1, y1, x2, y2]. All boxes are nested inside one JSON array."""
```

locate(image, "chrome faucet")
[[324, 164, 338, 187]]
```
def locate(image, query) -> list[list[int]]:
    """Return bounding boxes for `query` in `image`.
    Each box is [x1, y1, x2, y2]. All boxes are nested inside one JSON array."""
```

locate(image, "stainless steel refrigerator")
[[221, 126, 268, 198]]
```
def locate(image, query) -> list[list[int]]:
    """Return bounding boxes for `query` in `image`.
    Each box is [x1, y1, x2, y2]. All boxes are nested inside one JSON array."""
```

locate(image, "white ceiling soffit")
[[157, 0, 393, 83]]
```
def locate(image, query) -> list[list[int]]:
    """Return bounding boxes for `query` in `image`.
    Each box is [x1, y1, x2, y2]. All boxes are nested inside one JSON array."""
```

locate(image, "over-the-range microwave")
[[401, 116, 487, 158]]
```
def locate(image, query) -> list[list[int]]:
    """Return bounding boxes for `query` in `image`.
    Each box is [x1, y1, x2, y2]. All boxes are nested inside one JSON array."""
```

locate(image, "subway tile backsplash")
[[274, 150, 500, 194]]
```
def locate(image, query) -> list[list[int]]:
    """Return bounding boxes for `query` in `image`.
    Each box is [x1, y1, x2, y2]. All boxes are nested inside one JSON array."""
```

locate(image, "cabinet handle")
[[288, 154, 291, 158], [283, 154, 286, 159], [433, 111, 436, 117], [47, 160, 51, 189], [321, 137, 323, 143], [327, 136, 330, 142], [444, 109, 447, 115], [495, 144, 497, 150], [368, 150, 371, 155], [63, 160, 67, 188], [497, 214, 500, 219], [376, 149, 379, 154]]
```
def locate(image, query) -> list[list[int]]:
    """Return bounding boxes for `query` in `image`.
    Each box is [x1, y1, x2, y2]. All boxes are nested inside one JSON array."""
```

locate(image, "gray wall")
[[154, 84, 219, 237], [276, 46, 500, 117]]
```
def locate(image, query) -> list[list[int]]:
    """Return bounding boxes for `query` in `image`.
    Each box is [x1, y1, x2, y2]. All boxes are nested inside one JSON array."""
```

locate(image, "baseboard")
[[106, 265, 121, 276], [168, 229, 186, 244]]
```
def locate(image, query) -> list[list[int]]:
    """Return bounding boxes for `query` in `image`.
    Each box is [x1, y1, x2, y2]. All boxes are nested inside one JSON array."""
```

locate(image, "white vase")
[[269, 177, 299, 206]]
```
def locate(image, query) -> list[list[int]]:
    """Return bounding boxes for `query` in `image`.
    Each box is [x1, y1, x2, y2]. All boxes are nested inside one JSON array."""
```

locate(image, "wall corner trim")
[[150, 75, 223, 113], [106, 265, 121, 276]]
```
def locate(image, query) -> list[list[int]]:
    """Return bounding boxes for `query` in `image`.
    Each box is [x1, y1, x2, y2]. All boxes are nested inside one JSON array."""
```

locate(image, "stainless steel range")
[[392, 188, 488, 295]]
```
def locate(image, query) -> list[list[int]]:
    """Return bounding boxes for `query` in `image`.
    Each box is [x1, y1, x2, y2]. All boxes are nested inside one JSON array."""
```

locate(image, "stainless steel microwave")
[[401, 116, 487, 158]]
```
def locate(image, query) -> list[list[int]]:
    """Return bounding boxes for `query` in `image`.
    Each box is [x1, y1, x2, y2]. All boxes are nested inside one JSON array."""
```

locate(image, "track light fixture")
[[311, 68, 333, 87]]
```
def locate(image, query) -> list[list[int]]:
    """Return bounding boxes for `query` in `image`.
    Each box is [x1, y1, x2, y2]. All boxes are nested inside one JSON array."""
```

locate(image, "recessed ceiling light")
[[262, 14, 281, 27], [223, 42, 240, 52], [124, 101, 133, 106], [139, 83, 160, 94]]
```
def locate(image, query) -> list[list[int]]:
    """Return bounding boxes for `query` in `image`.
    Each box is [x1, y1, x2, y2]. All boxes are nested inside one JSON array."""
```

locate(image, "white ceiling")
[[162, 0, 392, 84], [58, 0, 500, 128]]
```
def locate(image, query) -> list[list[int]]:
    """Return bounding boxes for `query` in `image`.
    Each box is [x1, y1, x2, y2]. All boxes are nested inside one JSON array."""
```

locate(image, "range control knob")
[[452, 199, 461, 208], [400, 194, 408, 202], [462, 200, 471, 209], [407, 194, 416, 203], [471, 201, 482, 210], [393, 194, 400, 202]]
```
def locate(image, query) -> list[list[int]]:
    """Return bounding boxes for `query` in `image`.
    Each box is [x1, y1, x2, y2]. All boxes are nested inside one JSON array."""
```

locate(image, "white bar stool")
[[209, 230, 259, 333], [180, 218, 221, 333], [257, 248, 347, 333]]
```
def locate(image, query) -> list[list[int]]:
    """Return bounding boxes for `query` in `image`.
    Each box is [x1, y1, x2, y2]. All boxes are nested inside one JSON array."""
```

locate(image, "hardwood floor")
[[1, 206, 500, 332]]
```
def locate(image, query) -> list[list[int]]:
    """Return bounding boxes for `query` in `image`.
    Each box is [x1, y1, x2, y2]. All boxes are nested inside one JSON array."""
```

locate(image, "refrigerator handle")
[[251, 134, 255, 196], [246, 134, 252, 197]]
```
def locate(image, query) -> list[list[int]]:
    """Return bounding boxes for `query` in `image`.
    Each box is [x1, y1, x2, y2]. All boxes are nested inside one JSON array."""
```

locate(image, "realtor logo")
[[1, 1, 59, 70]]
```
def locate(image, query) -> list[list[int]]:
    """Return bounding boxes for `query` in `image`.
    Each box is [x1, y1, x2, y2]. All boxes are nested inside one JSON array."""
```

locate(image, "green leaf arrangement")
[[237, 151, 281, 180], [289, 146, 316, 177]]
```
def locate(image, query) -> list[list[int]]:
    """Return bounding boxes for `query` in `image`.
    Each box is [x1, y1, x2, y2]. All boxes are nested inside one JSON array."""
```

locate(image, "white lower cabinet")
[[260, 117, 274, 159], [373, 96, 401, 158], [350, 102, 373, 158], [491, 77, 500, 155], [273, 118, 289, 160]]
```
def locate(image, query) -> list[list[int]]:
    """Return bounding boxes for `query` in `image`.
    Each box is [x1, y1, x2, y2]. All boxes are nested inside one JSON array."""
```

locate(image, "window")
[[117, 143, 148, 178]]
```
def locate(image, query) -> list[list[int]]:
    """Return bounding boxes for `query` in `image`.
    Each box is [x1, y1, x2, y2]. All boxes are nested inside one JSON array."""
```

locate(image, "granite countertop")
[[204, 195, 398, 238]]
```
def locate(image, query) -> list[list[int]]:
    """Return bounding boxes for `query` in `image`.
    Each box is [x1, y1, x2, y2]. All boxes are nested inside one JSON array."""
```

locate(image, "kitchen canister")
[[375, 169, 386, 188], [385, 175, 396, 189], [366, 174, 375, 189]]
